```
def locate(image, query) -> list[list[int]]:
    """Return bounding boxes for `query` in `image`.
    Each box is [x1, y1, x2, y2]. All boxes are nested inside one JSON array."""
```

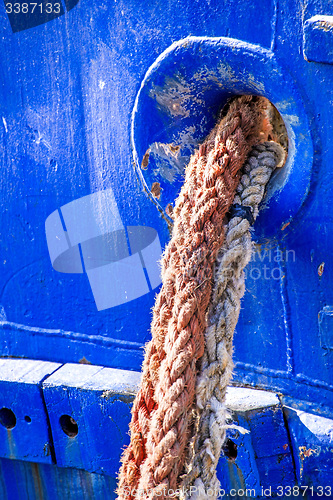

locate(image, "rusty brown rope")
[[117, 95, 270, 500]]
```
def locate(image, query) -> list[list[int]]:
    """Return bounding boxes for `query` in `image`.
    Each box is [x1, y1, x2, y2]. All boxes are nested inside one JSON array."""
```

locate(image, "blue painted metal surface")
[[0, 364, 331, 498], [0, 359, 60, 464], [284, 404, 333, 486], [0, 0, 333, 496], [303, 15, 333, 64], [132, 37, 313, 238], [0, 0, 332, 412], [0, 457, 117, 500], [42, 363, 140, 475], [217, 388, 295, 493]]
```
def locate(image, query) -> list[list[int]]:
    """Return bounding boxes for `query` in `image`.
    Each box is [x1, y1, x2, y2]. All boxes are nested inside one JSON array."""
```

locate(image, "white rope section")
[[181, 141, 286, 500]]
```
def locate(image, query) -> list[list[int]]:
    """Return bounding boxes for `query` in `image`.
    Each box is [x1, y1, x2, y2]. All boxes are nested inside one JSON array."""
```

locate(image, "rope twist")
[[181, 141, 286, 499], [117, 96, 276, 500]]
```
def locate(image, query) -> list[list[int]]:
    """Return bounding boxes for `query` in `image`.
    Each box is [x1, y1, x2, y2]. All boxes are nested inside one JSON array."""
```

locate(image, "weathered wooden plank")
[[0, 359, 61, 464], [42, 363, 140, 475]]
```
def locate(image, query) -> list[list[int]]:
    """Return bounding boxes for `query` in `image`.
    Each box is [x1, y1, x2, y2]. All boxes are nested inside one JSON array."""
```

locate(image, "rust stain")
[[151, 182, 161, 199], [299, 445, 320, 459], [31, 462, 45, 499], [283, 443, 289, 451], [7, 429, 16, 460], [169, 144, 180, 153], [79, 357, 92, 365], [141, 150, 150, 170], [299, 445, 320, 477], [318, 20, 333, 32], [166, 203, 174, 220], [43, 442, 51, 457], [318, 262, 325, 277], [277, 454, 287, 463], [101, 390, 113, 400], [281, 221, 291, 231]]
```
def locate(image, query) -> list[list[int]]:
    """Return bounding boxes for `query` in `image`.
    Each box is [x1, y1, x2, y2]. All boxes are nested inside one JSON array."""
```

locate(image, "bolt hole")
[[0, 408, 16, 430], [24, 416, 31, 423], [59, 414, 78, 437], [223, 438, 238, 462]]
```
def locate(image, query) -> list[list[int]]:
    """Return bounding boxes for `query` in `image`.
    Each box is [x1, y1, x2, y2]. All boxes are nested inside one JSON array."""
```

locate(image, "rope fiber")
[[180, 141, 285, 499], [117, 96, 284, 500]]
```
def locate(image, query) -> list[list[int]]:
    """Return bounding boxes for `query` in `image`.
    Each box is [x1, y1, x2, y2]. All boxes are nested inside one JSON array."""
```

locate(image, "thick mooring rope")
[[180, 141, 286, 499], [117, 96, 271, 500]]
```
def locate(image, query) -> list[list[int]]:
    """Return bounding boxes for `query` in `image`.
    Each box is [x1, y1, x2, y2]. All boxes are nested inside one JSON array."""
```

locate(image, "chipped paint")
[[78, 357, 92, 365], [298, 445, 321, 478], [142, 128, 199, 187], [283, 114, 300, 127], [218, 61, 265, 94], [307, 15, 333, 33], [166, 203, 174, 219], [151, 182, 161, 199], [318, 262, 325, 277], [193, 65, 227, 88], [101, 389, 113, 399], [2, 117, 7, 133], [299, 445, 320, 459], [317, 20, 333, 33], [281, 221, 291, 231], [141, 150, 150, 170], [149, 74, 203, 118], [148, 142, 187, 183], [43, 443, 51, 457], [169, 144, 180, 153]]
